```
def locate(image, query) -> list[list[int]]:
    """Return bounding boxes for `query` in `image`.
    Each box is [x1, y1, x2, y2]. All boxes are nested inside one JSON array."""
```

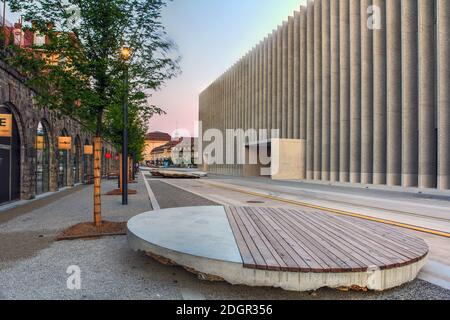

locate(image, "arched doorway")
[[72, 136, 81, 184], [0, 105, 21, 204], [58, 129, 70, 188], [36, 121, 50, 195]]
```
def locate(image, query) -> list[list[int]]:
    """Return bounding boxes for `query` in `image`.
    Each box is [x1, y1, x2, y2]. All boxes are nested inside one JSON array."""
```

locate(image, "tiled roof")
[[151, 139, 182, 154], [145, 131, 171, 142]]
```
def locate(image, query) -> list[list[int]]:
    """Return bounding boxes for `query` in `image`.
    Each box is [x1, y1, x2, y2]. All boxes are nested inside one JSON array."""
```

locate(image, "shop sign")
[[36, 136, 45, 150], [84, 145, 93, 155], [0, 114, 12, 137], [58, 137, 72, 150]]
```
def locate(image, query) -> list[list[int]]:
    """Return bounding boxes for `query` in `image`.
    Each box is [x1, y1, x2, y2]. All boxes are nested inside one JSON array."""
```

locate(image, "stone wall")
[[0, 60, 118, 202]]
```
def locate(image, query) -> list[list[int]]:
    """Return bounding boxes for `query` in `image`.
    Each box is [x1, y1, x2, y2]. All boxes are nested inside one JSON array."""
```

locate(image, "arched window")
[[58, 129, 70, 188], [73, 136, 81, 184], [36, 121, 50, 194]]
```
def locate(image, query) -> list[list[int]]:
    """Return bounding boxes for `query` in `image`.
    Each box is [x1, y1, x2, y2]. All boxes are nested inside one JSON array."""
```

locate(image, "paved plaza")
[[0, 176, 449, 300]]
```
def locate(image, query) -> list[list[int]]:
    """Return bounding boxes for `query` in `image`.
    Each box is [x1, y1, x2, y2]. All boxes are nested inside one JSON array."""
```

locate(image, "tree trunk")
[[93, 136, 102, 226]]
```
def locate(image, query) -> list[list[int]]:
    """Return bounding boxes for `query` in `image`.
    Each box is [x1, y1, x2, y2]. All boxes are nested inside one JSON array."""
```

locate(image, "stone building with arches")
[[0, 60, 118, 206]]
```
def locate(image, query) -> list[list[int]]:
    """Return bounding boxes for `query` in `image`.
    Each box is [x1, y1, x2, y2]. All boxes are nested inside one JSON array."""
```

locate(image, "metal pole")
[[3, 0, 7, 49], [122, 65, 128, 205], [2, 1, 6, 26]]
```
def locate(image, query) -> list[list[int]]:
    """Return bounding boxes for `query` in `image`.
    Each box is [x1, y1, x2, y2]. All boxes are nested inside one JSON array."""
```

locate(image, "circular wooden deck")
[[128, 206, 429, 291]]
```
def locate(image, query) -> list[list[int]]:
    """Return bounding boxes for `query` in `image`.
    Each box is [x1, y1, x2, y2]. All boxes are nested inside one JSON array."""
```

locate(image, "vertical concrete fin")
[[330, 0, 340, 182], [386, 0, 402, 186], [361, 0, 374, 185], [401, 0, 419, 187], [373, 0, 387, 185], [307, 0, 315, 180], [418, 0, 437, 189], [339, 0, 350, 182], [437, 0, 450, 190]]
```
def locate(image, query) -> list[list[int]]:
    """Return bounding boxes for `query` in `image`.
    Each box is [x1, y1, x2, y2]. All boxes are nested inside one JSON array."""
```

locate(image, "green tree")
[[8, 0, 179, 225]]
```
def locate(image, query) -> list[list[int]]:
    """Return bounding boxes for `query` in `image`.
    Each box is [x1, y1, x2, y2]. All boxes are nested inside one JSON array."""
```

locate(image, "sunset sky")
[[4, 0, 307, 137], [150, 0, 306, 137]]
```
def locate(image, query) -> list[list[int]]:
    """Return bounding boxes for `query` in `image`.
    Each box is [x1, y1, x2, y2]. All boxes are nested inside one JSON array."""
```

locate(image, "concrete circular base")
[[127, 206, 428, 292]]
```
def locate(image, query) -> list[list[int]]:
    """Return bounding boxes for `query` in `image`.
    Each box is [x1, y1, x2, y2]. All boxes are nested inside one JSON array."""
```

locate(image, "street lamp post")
[[121, 46, 131, 205]]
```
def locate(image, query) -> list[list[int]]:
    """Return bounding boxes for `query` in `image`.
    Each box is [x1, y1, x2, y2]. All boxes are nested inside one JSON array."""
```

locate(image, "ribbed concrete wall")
[[199, 0, 449, 190]]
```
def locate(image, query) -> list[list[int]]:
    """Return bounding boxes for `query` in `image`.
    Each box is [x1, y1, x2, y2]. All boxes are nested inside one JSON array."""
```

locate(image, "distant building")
[[172, 137, 198, 167], [150, 139, 181, 166], [142, 131, 171, 163]]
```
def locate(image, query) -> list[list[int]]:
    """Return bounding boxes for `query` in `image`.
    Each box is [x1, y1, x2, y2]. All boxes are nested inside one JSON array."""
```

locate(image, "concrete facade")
[[199, 0, 450, 190]]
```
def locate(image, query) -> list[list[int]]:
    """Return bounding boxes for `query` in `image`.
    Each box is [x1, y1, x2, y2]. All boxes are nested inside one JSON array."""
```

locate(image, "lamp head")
[[121, 47, 132, 61]]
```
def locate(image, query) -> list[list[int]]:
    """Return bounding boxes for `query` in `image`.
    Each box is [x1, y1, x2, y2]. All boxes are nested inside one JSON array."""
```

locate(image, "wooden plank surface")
[[225, 206, 429, 273]]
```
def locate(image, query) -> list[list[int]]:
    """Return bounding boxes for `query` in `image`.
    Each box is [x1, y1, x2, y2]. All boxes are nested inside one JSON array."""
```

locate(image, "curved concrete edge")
[[128, 229, 428, 292]]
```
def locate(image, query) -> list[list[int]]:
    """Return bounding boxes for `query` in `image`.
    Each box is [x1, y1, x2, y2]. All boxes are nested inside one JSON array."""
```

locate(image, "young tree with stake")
[[7, 0, 179, 226]]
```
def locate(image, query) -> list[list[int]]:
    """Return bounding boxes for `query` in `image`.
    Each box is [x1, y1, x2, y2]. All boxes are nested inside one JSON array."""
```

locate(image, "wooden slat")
[[291, 210, 406, 270], [225, 206, 429, 273], [259, 207, 343, 272], [225, 207, 256, 268], [272, 208, 357, 272], [246, 207, 312, 272], [335, 214, 429, 251], [243, 207, 295, 271], [228, 207, 267, 269], [236, 207, 282, 271], [277, 210, 370, 272], [317, 211, 429, 260]]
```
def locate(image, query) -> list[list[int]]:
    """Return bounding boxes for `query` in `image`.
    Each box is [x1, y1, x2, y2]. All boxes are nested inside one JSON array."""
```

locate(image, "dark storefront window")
[[58, 130, 69, 189], [36, 122, 50, 195], [0, 106, 21, 204], [73, 136, 81, 184]]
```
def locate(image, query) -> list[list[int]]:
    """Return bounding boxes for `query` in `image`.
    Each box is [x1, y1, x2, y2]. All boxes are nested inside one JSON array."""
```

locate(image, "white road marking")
[[141, 172, 160, 211]]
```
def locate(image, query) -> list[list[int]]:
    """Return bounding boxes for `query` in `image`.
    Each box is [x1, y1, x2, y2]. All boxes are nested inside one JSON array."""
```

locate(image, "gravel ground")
[[0, 177, 449, 300], [1, 235, 449, 300], [0, 179, 150, 268]]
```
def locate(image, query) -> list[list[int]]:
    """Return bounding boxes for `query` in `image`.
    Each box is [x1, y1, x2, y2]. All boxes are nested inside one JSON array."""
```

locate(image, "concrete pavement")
[[0, 176, 449, 299], [157, 175, 450, 291]]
